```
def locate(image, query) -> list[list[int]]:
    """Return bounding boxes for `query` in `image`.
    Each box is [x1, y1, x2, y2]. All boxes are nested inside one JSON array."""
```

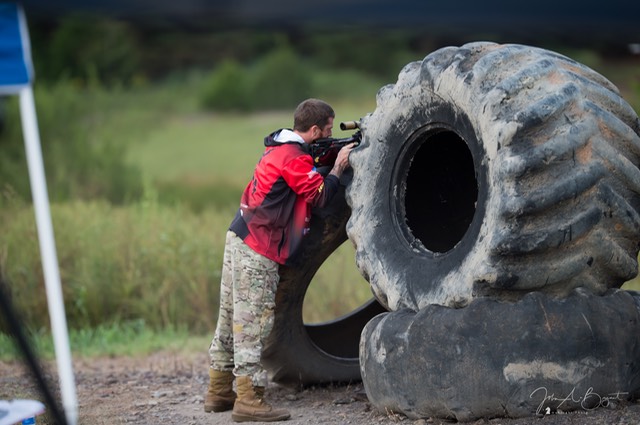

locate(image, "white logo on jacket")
[[307, 168, 319, 179]]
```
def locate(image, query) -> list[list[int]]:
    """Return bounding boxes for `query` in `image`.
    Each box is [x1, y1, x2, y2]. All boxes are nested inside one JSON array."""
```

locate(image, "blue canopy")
[[0, 3, 32, 93]]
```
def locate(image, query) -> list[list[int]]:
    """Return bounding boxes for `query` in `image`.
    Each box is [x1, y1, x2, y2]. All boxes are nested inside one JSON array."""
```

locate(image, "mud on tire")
[[346, 42, 640, 311], [360, 289, 640, 421]]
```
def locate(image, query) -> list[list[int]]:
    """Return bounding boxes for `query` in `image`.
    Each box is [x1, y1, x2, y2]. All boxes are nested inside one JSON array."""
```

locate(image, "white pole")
[[19, 85, 78, 425]]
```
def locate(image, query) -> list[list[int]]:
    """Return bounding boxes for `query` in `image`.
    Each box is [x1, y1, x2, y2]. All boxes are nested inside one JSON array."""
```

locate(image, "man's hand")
[[329, 142, 356, 178]]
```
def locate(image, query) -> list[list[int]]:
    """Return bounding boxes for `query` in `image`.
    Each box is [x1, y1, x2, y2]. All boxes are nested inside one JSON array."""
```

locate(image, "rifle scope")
[[340, 120, 360, 131]]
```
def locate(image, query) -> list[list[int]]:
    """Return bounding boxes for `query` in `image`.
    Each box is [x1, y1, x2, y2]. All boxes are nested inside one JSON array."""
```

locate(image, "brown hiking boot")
[[204, 369, 236, 413], [231, 375, 290, 422]]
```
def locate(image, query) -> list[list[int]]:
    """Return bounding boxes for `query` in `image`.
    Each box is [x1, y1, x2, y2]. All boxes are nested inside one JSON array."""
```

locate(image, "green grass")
[[303, 241, 374, 324], [0, 320, 211, 361], [623, 275, 640, 291], [125, 100, 377, 188], [1, 197, 227, 332], [127, 112, 282, 187], [123, 91, 377, 212]]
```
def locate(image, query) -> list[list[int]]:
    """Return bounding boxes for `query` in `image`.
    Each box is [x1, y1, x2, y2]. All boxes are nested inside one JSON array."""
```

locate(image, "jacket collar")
[[265, 128, 305, 147]]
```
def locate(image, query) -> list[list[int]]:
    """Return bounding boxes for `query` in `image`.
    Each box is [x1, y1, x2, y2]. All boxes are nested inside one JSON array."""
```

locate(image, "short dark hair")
[[293, 99, 335, 132]]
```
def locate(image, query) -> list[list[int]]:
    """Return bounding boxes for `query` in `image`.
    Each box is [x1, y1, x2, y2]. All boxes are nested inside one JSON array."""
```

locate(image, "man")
[[205, 99, 355, 422]]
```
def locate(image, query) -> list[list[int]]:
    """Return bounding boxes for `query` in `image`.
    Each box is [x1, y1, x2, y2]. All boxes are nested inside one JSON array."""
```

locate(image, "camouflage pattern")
[[209, 230, 279, 387]]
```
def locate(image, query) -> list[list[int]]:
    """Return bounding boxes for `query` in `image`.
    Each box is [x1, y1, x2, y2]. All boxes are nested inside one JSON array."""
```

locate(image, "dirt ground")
[[2, 350, 640, 425]]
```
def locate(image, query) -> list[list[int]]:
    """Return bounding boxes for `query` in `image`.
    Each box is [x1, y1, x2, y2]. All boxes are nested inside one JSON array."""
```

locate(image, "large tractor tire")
[[351, 42, 640, 420], [360, 289, 640, 421], [346, 42, 640, 312], [261, 183, 386, 385]]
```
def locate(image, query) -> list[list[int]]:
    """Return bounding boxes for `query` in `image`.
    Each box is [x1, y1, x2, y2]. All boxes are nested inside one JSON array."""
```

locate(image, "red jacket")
[[230, 129, 340, 265]]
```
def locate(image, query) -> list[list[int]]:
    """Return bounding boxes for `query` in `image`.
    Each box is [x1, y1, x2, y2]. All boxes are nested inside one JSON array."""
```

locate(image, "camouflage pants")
[[208, 230, 279, 387]]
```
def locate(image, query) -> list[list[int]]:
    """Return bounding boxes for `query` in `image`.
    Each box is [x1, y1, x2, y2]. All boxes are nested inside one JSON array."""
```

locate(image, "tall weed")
[[0, 188, 377, 336], [0, 191, 229, 334]]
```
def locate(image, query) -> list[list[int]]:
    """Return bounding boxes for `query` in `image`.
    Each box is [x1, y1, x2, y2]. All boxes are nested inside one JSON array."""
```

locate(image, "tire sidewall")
[[348, 87, 489, 310]]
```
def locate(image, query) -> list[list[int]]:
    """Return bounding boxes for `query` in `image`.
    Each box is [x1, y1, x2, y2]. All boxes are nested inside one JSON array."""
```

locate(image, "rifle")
[[308, 120, 362, 167]]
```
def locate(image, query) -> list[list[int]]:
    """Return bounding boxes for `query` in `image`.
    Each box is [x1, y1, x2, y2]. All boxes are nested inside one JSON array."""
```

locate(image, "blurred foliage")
[[26, 14, 640, 109], [0, 190, 371, 334], [37, 14, 141, 86], [26, 13, 640, 92], [0, 82, 144, 204], [300, 30, 421, 80], [155, 180, 242, 213], [0, 320, 211, 360], [1, 13, 637, 207], [201, 60, 251, 111], [250, 47, 313, 110], [29, 14, 420, 87], [0, 195, 224, 334], [0, 68, 379, 207], [200, 46, 381, 112]]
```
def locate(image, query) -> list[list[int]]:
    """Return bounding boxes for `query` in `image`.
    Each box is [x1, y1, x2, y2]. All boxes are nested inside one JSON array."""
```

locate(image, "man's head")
[[293, 99, 335, 143]]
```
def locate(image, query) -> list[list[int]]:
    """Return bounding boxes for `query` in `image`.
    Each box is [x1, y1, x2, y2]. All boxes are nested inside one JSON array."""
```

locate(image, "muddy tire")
[[346, 42, 640, 311], [261, 183, 386, 385], [360, 289, 640, 421]]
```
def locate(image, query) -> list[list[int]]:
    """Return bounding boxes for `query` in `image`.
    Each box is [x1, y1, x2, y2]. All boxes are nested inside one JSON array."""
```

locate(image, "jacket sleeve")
[[280, 154, 340, 208]]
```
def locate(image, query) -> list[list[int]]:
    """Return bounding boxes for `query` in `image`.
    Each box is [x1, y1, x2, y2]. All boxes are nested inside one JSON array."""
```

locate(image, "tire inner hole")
[[405, 130, 478, 253]]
